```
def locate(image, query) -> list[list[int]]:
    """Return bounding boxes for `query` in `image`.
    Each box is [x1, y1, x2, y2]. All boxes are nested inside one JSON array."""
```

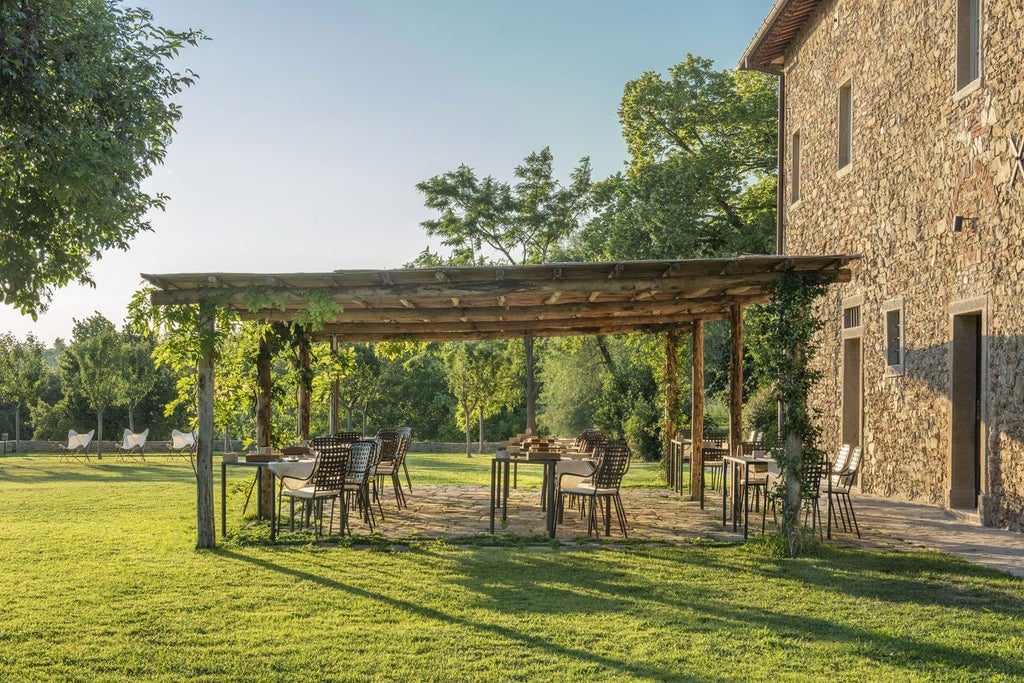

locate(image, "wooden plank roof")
[[739, 0, 824, 73], [142, 255, 858, 342]]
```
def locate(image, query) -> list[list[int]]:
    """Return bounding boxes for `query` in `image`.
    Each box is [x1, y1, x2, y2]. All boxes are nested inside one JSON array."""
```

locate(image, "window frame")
[[838, 79, 853, 171], [882, 297, 905, 376], [956, 0, 982, 93], [790, 129, 801, 204]]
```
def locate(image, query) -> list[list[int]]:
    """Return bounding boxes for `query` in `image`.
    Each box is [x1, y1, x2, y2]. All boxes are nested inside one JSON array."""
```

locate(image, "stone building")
[[741, 0, 1024, 530]]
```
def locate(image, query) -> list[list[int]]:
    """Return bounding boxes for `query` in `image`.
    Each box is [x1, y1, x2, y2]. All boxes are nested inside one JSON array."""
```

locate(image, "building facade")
[[742, 0, 1024, 530]]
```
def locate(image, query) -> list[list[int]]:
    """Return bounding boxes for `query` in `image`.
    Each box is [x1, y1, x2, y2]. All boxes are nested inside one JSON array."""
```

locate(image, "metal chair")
[[57, 429, 94, 462], [827, 445, 863, 537], [376, 427, 411, 509], [279, 444, 350, 538], [557, 441, 632, 538], [115, 428, 149, 462]]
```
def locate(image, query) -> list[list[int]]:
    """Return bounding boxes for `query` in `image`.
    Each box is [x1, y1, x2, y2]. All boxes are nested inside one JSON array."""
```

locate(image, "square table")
[[489, 454, 558, 538], [722, 454, 774, 539]]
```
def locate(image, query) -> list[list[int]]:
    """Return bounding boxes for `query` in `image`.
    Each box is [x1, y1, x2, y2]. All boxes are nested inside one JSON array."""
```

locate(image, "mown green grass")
[[1, 452, 1023, 682]]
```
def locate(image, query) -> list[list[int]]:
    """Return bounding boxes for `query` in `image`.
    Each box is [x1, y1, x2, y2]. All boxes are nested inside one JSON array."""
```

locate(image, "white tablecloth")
[[268, 459, 316, 490]]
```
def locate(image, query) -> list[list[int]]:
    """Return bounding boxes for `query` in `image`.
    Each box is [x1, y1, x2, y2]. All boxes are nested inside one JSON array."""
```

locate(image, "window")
[[882, 298, 905, 375], [843, 305, 861, 329], [956, 0, 981, 90], [838, 81, 853, 169], [791, 131, 801, 203]]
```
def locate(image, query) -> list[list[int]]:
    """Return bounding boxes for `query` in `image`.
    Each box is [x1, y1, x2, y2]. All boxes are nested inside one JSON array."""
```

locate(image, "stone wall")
[[779, 0, 1024, 529], [0, 440, 502, 455]]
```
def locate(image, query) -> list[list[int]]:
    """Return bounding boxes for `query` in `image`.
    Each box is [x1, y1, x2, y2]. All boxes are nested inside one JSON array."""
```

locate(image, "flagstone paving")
[[350, 484, 1024, 577]]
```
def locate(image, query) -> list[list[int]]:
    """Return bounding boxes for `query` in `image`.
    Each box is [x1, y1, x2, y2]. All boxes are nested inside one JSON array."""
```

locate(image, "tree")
[[0, 1, 205, 315], [0, 332, 47, 447], [62, 314, 123, 457], [416, 147, 592, 432], [572, 55, 777, 261], [116, 331, 158, 432]]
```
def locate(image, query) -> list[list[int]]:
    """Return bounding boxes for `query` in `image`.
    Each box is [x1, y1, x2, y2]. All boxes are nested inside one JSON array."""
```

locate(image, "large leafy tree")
[[416, 147, 592, 433], [0, 1, 204, 315], [573, 55, 777, 261]]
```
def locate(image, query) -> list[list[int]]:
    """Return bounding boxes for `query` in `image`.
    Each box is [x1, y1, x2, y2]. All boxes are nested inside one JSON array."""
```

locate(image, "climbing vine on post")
[[749, 271, 834, 556]]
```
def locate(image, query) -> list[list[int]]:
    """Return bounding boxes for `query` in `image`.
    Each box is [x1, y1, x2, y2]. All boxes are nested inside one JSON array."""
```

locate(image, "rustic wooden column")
[[730, 304, 744, 457], [196, 303, 216, 549], [525, 334, 536, 434], [255, 328, 274, 518], [690, 320, 705, 505], [296, 326, 311, 441], [663, 328, 680, 487], [329, 335, 340, 435]]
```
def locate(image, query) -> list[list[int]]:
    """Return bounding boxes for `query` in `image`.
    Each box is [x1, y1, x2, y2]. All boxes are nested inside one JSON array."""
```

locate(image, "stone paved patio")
[[341, 484, 1024, 577]]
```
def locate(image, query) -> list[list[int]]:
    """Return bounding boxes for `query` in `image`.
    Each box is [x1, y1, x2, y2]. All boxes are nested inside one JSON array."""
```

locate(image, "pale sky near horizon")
[[1, 0, 774, 346]]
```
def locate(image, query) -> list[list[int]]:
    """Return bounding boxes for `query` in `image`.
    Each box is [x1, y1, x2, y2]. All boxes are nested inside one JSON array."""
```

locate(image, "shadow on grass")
[[440, 544, 1024, 678], [212, 546, 677, 680], [0, 457, 195, 484], [212, 538, 1024, 679]]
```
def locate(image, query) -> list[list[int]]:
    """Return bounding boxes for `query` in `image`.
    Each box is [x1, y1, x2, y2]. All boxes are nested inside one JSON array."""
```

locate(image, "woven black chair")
[[342, 440, 376, 532], [376, 427, 411, 509], [331, 431, 363, 443], [279, 444, 350, 538], [557, 440, 632, 538], [376, 428, 399, 462], [760, 448, 830, 539]]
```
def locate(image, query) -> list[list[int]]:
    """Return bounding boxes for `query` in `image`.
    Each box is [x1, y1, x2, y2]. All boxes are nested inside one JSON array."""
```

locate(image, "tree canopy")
[[0, 0, 204, 316], [573, 55, 777, 261]]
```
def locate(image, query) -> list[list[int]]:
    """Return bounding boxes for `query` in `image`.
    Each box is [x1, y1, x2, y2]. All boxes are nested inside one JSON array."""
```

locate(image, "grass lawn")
[[1, 452, 1023, 682]]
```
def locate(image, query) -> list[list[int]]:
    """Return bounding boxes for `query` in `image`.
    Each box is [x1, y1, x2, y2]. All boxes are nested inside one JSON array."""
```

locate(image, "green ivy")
[[749, 271, 834, 556]]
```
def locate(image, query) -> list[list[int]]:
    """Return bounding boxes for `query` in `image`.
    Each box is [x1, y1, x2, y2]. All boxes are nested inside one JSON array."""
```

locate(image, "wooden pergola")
[[144, 254, 858, 548]]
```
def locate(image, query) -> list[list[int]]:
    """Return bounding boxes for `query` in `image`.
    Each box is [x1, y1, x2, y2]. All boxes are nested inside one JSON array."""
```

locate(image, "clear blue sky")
[[1, 0, 774, 345]]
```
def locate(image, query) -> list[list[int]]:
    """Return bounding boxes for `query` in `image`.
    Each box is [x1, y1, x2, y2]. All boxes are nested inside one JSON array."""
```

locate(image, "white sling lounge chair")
[[116, 428, 149, 462], [57, 429, 95, 462]]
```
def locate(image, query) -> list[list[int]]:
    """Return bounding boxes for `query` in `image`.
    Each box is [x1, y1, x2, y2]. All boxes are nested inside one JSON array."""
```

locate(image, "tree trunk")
[[296, 327, 311, 441], [729, 305, 743, 458], [478, 404, 484, 454], [662, 330, 680, 483], [595, 335, 616, 375], [690, 321, 704, 503], [128, 404, 136, 433], [464, 404, 472, 458], [781, 431, 803, 556], [525, 334, 536, 434], [14, 403, 21, 450], [96, 408, 104, 459], [255, 330, 274, 518], [196, 305, 216, 549]]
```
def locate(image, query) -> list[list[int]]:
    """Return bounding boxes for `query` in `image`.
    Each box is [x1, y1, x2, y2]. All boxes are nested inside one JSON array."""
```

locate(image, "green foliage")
[[416, 147, 592, 266], [747, 272, 834, 556], [572, 55, 777, 261], [0, 1, 205, 315], [537, 337, 605, 436], [0, 332, 48, 441]]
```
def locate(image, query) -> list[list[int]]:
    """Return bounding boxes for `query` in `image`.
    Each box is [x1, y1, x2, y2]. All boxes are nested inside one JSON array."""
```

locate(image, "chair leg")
[[402, 459, 412, 492], [613, 493, 628, 537]]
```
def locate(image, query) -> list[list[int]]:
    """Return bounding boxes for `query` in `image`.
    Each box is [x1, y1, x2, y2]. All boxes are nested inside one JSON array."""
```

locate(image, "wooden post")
[[296, 326, 311, 442], [663, 328, 680, 488], [691, 320, 705, 504], [730, 304, 744, 458], [196, 303, 216, 549], [329, 335, 340, 434], [524, 334, 536, 434], [256, 328, 274, 518]]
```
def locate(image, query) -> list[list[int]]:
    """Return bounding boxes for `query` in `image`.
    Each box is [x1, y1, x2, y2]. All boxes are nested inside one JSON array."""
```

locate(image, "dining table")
[[489, 449, 559, 538], [721, 453, 775, 539], [221, 455, 316, 543]]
